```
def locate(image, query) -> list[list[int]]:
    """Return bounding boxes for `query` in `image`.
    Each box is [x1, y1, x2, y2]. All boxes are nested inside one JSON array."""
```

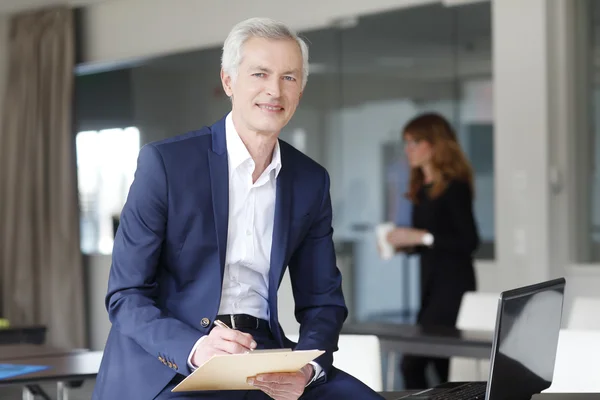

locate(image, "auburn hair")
[[403, 113, 474, 203]]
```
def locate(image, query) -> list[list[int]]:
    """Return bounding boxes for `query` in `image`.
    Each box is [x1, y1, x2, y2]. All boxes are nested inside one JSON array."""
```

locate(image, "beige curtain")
[[0, 7, 85, 349]]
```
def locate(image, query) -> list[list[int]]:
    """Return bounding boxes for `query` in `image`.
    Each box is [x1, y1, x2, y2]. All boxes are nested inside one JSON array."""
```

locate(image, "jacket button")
[[201, 318, 210, 328]]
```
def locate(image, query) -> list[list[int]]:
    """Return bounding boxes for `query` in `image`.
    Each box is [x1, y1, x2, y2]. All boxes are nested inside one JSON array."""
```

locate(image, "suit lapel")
[[208, 117, 228, 280], [269, 144, 293, 295]]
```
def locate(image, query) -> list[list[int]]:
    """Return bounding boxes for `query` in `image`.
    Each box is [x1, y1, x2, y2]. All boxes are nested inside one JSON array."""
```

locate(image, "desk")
[[0, 351, 102, 400], [0, 344, 86, 360], [342, 323, 493, 390], [342, 323, 493, 359], [0, 326, 46, 345], [380, 393, 600, 399]]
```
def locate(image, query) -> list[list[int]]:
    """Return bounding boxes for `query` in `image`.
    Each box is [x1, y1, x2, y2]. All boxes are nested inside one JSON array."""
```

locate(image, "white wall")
[[493, 0, 552, 290], [494, 0, 600, 302], [79, 0, 438, 68]]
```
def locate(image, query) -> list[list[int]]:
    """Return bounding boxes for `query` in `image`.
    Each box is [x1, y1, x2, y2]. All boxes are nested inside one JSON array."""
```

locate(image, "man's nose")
[[265, 77, 282, 97]]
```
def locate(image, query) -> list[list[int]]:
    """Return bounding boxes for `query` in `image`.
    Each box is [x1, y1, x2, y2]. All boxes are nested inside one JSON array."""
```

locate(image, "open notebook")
[[172, 348, 324, 392]]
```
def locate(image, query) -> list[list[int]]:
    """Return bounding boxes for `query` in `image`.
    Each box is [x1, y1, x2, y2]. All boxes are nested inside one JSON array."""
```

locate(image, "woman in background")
[[385, 113, 480, 389]]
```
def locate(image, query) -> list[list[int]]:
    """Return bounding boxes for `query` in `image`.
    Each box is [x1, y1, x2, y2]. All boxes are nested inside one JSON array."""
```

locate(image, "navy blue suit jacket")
[[92, 116, 348, 400]]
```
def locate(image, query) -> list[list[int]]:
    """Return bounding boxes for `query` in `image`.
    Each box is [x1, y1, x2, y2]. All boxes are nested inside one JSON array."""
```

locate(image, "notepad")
[[172, 349, 324, 392], [0, 364, 49, 380]]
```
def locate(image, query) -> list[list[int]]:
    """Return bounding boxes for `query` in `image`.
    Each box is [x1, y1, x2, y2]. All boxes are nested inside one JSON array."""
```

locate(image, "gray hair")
[[222, 17, 309, 89]]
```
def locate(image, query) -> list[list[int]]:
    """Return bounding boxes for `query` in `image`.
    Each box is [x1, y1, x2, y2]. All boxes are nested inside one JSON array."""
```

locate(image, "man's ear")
[[221, 68, 233, 97]]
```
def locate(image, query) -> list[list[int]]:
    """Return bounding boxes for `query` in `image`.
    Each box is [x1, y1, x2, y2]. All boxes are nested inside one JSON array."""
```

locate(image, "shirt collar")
[[225, 112, 282, 178]]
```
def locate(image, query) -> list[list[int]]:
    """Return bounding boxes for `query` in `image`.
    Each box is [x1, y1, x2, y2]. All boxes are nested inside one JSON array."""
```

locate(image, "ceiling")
[[141, 2, 492, 80], [0, 0, 111, 16]]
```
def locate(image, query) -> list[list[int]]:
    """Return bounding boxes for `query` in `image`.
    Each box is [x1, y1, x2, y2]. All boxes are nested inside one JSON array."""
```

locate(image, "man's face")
[[221, 37, 304, 137]]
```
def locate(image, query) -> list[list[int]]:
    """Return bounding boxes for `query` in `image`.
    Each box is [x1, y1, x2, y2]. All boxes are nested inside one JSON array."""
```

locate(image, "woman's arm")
[[386, 227, 429, 250]]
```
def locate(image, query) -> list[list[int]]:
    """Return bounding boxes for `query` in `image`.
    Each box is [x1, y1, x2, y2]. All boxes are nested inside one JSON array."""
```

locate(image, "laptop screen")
[[486, 278, 565, 400]]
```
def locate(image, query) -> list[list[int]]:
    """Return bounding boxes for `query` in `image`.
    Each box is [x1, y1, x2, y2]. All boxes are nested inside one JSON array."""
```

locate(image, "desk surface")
[[0, 351, 103, 386], [342, 322, 493, 359], [343, 322, 493, 343], [0, 344, 86, 361], [0, 325, 46, 345], [380, 392, 600, 399]]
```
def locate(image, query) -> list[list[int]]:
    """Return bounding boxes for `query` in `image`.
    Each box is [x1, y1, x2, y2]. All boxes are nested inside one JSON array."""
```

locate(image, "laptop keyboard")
[[426, 382, 487, 400]]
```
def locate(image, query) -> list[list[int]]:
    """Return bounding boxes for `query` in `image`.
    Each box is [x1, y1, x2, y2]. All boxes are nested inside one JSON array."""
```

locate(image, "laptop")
[[397, 277, 566, 400]]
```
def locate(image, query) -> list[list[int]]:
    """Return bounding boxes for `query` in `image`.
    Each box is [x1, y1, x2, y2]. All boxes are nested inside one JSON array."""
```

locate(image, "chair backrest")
[[455, 291, 500, 331], [449, 291, 499, 382], [567, 296, 600, 330], [286, 334, 382, 392], [333, 334, 382, 392], [545, 329, 600, 393]]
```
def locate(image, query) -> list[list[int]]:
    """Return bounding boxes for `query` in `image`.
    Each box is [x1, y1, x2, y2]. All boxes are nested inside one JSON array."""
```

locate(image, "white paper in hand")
[[376, 222, 395, 260]]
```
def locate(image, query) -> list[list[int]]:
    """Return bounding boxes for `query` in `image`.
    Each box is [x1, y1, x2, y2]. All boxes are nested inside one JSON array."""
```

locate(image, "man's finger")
[[248, 375, 304, 400], [215, 328, 257, 349], [256, 372, 296, 385], [214, 338, 250, 354]]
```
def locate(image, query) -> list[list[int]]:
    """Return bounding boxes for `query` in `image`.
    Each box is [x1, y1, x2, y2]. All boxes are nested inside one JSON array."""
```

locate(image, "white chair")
[[287, 334, 383, 392], [449, 291, 499, 382], [567, 296, 600, 330], [545, 329, 600, 393]]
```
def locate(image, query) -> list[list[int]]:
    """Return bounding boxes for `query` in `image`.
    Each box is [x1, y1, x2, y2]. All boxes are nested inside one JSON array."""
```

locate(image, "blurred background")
[[1, 0, 599, 398]]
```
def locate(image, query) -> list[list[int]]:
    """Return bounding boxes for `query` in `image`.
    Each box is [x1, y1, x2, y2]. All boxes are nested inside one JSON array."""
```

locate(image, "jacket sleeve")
[[105, 144, 201, 375], [287, 170, 348, 376]]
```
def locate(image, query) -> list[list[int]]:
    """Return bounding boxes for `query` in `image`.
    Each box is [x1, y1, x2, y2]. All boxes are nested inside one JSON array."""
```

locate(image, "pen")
[[214, 319, 231, 330]]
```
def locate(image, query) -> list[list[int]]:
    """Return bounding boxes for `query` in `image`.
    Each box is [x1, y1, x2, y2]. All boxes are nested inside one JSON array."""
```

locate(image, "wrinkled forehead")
[[239, 37, 303, 73]]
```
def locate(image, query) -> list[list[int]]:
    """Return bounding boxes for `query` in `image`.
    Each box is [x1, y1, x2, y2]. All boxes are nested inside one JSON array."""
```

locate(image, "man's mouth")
[[256, 104, 284, 112]]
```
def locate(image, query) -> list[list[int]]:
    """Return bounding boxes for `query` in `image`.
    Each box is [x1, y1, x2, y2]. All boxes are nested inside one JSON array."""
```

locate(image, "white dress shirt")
[[217, 112, 281, 320], [187, 113, 323, 384]]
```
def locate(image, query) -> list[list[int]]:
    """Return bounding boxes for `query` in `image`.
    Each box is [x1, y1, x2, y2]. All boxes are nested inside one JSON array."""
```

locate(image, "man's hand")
[[190, 326, 257, 368], [248, 364, 314, 400]]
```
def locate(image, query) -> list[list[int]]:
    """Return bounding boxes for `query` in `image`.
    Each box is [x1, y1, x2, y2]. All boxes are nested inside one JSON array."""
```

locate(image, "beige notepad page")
[[172, 349, 325, 392]]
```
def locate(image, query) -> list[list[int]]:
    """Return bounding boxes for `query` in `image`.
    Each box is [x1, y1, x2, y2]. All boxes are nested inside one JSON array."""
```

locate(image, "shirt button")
[[246, 230, 252, 236]]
